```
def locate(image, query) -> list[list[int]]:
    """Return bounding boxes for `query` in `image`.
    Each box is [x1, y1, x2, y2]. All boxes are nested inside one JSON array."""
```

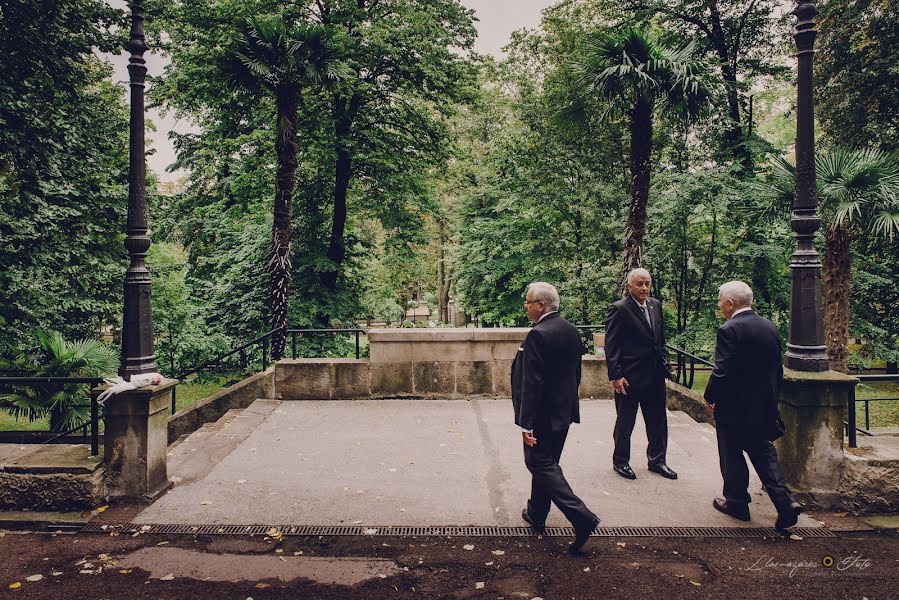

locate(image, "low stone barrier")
[[167, 369, 274, 444]]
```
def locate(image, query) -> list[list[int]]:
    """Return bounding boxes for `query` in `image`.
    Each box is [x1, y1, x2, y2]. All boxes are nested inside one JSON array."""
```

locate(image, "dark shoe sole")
[[775, 506, 803, 532], [613, 466, 637, 480], [521, 509, 545, 533], [712, 499, 750, 522], [569, 517, 600, 554], [648, 465, 678, 480]]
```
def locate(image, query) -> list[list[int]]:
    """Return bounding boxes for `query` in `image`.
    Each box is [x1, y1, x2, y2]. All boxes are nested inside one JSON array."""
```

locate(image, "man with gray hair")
[[605, 268, 676, 480], [512, 282, 599, 553], [705, 280, 804, 532]]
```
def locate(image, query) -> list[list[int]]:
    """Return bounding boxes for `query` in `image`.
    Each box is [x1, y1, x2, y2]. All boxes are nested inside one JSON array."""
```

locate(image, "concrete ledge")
[[665, 380, 714, 426], [839, 452, 899, 514], [580, 356, 612, 398], [1, 443, 101, 475], [168, 369, 274, 444], [0, 468, 105, 511], [275, 359, 372, 400]]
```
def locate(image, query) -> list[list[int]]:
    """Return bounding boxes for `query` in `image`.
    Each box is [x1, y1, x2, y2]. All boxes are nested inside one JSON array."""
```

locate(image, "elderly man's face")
[[524, 290, 546, 323], [626, 272, 652, 304], [718, 294, 737, 320]]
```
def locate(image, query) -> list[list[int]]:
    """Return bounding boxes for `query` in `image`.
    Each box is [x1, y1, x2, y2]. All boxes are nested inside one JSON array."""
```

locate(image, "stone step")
[[166, 399, 280, 487]]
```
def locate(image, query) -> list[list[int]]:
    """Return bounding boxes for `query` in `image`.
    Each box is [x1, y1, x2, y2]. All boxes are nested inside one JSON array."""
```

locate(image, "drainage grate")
[[80, 523, 835, 538]]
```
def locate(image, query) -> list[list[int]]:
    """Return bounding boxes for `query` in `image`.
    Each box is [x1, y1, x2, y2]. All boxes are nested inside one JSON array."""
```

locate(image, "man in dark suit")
[[704, 280, 803, 532], [513, 282, 599, 553], [605, 268, 677, 480]]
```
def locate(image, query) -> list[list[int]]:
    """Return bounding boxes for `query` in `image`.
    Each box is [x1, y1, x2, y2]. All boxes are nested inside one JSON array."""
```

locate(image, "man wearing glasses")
[[512, 282, 600, 553]]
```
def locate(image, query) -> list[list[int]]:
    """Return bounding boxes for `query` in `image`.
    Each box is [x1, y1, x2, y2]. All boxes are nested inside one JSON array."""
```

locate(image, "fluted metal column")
[[120, 0, 157, 378], [784, 1, 829, 372]]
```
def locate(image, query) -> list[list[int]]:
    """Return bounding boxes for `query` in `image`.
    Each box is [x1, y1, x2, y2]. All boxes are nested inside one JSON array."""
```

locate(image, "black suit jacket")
[[604, 295, 670, 390], [704, 310, 783, 426], [511, 312, 583, 432]]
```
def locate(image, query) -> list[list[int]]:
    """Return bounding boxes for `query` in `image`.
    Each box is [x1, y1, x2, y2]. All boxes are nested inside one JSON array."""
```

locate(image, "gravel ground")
[[2, 529, 896, 599]]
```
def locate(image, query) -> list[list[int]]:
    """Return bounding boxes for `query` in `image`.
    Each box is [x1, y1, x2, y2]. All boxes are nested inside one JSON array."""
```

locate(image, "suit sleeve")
[[518, 329, 545, 431], [704, 325, 737, 405], [605, 303, 623, 381]]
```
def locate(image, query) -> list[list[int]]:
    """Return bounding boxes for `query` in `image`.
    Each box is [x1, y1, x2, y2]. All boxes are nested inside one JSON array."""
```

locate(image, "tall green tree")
[[757, 148, 899, 372], [225, 15, 346, 359], [624, 0, 786, 171], [567, 28, 720, 286], [0, 0, 129, 350], [817, 0, 899, 152]]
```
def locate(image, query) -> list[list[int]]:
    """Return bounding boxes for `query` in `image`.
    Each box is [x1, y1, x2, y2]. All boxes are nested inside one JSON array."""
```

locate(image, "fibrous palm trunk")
[[823, 223, 851, 373], [269, 87, 300, 360], [621, 96, 653, 292]]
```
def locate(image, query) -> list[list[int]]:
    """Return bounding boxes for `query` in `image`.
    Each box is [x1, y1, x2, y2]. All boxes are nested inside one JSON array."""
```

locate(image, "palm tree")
[[567, 28, 721, 288], [0, 331, 118, 432], [757, 148, 899, 372], [227, 15, 345, 360]]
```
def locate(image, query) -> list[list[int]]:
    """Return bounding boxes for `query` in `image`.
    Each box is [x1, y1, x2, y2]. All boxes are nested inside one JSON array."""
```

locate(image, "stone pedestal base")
[[777, 368, 857, 508], [93, 379, 176, 503]]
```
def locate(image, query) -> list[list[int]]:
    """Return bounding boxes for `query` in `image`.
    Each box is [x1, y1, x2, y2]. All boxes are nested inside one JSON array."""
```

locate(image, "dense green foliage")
[[1, 0, 897, 381], [0, 1, 129, 350]]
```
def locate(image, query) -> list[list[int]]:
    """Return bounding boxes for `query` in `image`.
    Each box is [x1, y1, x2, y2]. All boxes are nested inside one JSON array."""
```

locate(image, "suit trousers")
[[716, 424, 795, 513], [524, 426, 596, 529], [612, 377, 668, 467]]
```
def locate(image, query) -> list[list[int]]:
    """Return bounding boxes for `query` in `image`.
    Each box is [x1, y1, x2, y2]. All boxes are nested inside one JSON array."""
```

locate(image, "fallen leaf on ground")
[[9, 582, 21, 589], [25, 575, 43, 582], [160, 574, 175, 581], [255, 583, 270, 589], [119, 570, 132, 574], [690, 581, 701, 586], [583, 567, 590, 572], [475, 582, 485, 589], [51, 572, 62, 576], [98, 554, 111, 561], [463, 544, 475, 551], [789, 534, 803, 541], [95, 505, 108, 513], [491, 550, 505, 556], [485, 561, 494, 566], [200, 500, 213, 506], [364, 528, 379, 535]]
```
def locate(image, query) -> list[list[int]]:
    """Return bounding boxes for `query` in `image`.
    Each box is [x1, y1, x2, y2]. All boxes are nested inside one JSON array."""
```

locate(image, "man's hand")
[[612, 377, 629, 395], [522, 431, 537, 447]]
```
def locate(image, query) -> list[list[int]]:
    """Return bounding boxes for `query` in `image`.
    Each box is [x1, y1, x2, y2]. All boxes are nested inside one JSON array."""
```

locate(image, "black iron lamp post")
[[119, 0, 157, 378], [784, 1, 829, 372]]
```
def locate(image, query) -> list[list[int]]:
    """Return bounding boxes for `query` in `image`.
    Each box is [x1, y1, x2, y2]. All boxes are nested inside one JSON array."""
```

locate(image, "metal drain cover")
[[80, 523, 835, 538]]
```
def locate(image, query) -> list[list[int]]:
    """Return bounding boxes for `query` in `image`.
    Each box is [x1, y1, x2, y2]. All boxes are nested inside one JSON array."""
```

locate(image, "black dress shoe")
[[521, 508, 545, 533], [648, 463, 678, 479], [613, 464, 637, 480], [775, 501, 804, 532], [712, 498, 750, 521], [569, 516, 600, 554]]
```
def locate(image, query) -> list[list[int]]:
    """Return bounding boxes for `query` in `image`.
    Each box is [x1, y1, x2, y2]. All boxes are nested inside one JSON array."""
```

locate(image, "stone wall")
[[167, 369, 274, 444]]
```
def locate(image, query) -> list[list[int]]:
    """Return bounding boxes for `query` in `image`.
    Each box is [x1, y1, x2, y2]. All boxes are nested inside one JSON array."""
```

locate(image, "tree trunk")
[[823, 223, 851, 373], [436, 221, 452, 324], [269, 87, 300, 360], [320, 95, 356, 293], [621, 97, 653, 292]]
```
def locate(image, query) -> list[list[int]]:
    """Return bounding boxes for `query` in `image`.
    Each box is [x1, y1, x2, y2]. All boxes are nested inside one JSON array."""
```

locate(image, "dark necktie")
[[641, 303, 653, 331]]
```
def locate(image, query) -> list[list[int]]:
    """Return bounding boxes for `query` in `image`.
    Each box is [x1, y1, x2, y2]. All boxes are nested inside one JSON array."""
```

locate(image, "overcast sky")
[[107, 0, 556, 182]]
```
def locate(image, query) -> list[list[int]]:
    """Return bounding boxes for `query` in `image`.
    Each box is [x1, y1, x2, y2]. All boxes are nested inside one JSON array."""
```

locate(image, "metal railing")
[[0, 377, 104, 456], [847, 373, 899, 448], [170, 326, 367, 414], [572, 325, 713, 390]]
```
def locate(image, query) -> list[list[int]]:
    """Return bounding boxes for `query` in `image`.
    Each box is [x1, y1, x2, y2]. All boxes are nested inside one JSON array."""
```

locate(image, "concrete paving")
[[135, 399, 820, 529]]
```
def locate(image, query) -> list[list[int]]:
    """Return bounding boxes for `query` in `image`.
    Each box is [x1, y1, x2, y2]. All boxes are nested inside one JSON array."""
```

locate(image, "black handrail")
[[846, 373, 899, 448], [0, 377, 104, 456], [170, 326, 367, 415]]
